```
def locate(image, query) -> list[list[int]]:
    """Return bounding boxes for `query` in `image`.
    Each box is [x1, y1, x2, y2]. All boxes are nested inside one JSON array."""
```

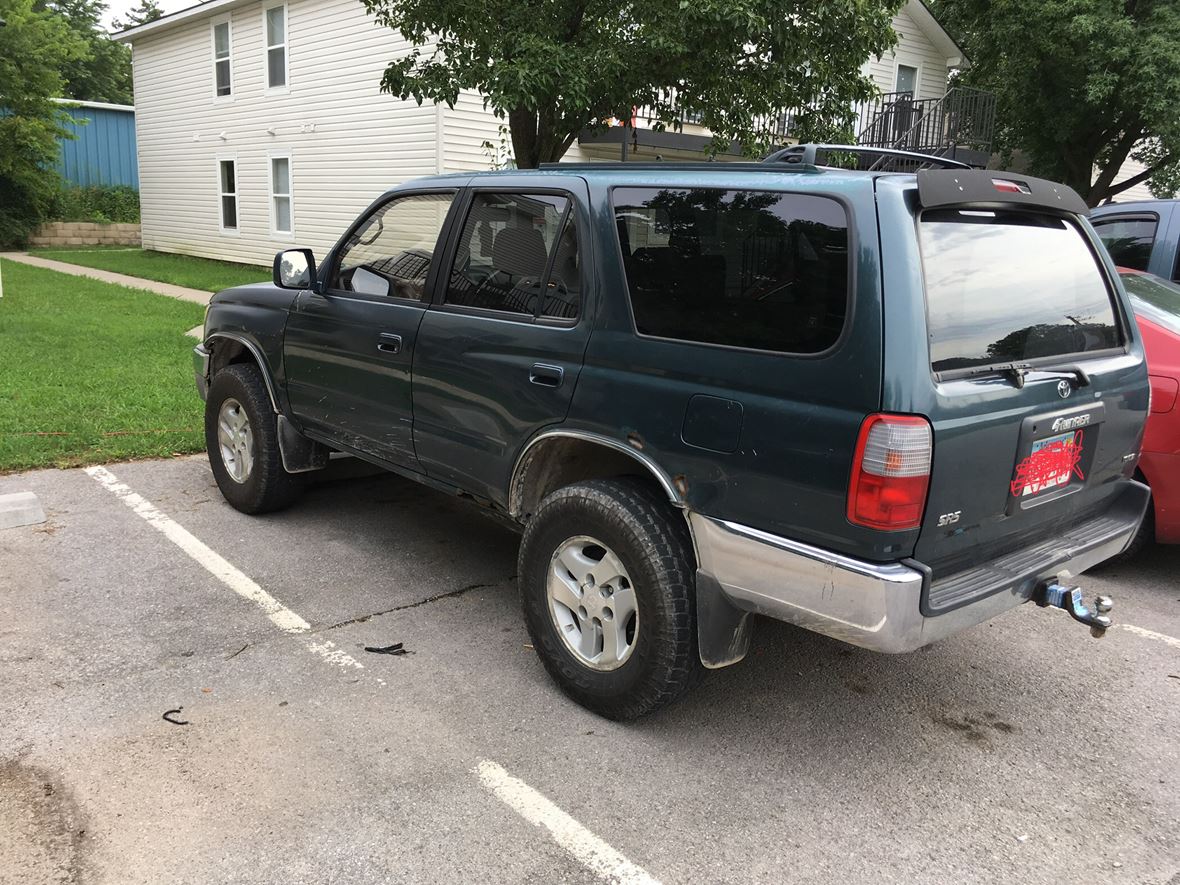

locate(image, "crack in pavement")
[[317, 578, 514, 634]]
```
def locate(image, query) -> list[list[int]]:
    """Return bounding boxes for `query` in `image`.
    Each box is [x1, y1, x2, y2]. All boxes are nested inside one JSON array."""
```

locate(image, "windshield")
[[919, 209, 1121, 373], [1120, 270, 1180, 336]]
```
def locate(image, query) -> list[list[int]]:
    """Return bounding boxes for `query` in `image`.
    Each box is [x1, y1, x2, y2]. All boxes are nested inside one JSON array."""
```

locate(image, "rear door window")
[[919, 209, 1121, 373], [612, 187, 849, 353], [1091, 215, 1157, 271]]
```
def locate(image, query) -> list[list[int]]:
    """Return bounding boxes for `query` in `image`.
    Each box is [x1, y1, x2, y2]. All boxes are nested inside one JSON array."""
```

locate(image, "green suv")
[[194, 147, 1151, 719]]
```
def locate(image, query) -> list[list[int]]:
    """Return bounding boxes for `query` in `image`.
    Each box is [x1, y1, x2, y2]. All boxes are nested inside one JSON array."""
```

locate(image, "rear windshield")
[[1120, 271, 1180, 336], [919, 209, 1121, 373]]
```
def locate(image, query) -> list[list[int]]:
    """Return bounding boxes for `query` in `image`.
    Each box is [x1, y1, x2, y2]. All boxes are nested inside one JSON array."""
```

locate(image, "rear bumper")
[[1140, 451, 1180, 543], [193, 343, 210, 402], [690, 481, 1149, 654]]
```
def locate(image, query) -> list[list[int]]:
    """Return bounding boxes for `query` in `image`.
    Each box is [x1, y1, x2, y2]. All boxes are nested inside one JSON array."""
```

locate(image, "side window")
[[212, 20, 232, 97], [331, 193, 455, 300], [612, 187, 849, 353], [445, 192, 577, 318], [1093, 216, 1157, 271], [218, 159, 238, 233], [264, 4, 287, 90]]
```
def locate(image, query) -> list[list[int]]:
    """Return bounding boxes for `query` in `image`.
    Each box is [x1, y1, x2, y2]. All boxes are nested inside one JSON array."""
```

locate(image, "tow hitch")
[[1036, 581, 1114, 638]]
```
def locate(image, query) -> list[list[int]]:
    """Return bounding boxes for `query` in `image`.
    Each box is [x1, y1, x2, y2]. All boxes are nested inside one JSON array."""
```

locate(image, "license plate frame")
[[1007, 403, 1105, 514]]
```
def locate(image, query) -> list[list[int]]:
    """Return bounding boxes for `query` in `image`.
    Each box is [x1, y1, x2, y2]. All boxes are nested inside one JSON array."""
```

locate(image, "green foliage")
[[111, 0, 162, 30], [36, 0, 133, 104], [361, 0, 903, 167], [0, 0, 88, 246], [0, 259, 206, 471], [934, 0, 1180, 206], [49, 184, 140, 223]]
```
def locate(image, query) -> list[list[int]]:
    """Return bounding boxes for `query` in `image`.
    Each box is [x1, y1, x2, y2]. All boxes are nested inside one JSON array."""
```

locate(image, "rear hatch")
[[877, 171, 1149, 612]]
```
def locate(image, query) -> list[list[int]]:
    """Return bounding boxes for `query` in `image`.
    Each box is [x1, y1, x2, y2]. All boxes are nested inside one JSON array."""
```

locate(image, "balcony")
[[575, 86, 996, 168]]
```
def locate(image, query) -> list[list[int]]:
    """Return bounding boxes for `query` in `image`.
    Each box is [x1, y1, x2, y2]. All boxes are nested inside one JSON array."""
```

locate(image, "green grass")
[[27, 247, 268, 293], [0, 259, 207, 472]]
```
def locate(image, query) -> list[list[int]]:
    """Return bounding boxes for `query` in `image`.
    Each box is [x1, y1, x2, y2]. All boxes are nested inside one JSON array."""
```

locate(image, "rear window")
[[612, 187, 848, 353], [919, 209, 1121, 373], [1092, 215, 1157, 271]]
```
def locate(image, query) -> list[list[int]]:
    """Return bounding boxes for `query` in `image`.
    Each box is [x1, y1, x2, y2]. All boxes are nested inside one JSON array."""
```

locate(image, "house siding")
[[126, 0, 959, 264], [864, 6, 952, 101], [129, 0, 441, 265]]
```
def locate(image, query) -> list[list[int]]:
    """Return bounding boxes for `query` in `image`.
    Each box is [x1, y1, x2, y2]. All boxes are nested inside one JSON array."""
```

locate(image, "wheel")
[[518, 478, 703, 720], [204, 363, 305, 514]]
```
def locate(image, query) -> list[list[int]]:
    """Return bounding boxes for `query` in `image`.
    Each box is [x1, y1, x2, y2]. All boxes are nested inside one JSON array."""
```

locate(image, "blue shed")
[[52, 99, 139, 188]]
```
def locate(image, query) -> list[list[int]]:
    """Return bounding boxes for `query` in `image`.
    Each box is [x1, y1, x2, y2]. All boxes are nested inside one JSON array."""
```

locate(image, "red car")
[[1119, 269, 1180, 553]]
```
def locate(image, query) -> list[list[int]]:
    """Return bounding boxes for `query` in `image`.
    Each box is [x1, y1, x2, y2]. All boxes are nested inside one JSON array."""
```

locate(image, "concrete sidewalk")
[[0, 251, 212, 307]]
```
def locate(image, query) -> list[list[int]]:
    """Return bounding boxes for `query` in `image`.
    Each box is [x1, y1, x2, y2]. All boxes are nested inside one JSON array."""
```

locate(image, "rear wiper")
[[968, 362, 1032, 388], [967, 362, 1092, 390]]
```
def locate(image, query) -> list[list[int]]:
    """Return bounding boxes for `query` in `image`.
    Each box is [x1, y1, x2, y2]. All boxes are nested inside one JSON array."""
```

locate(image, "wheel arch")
[[205, 332, 280, 414], [509, 430, 686, 523]]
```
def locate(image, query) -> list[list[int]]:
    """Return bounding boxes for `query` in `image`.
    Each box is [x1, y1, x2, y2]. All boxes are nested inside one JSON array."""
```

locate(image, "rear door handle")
[[529, 363, 564, 388], [376, 333, 402, 354]]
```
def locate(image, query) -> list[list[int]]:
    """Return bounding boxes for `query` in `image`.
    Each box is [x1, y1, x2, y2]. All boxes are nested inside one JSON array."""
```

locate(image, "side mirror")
[[273, 248, 317, 290]]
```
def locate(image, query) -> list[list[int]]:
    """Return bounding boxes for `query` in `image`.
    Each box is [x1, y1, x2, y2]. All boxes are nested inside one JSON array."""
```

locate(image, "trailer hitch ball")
[[1036, 582, 1114, 638]]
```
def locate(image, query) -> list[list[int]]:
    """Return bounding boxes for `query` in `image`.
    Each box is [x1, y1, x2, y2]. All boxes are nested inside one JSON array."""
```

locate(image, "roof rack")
[[762, 144, 972, 171], [537, 160, 821, 173]]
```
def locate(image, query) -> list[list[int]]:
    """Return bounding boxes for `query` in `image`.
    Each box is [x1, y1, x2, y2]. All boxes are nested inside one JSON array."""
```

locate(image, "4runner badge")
[[1051, 413, 1091, 433]]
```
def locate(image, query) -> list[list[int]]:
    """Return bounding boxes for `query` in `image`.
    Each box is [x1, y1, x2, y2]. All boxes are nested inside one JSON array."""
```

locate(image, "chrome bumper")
[[193, 343, 210, 401], [690, 498, 1144, 654]]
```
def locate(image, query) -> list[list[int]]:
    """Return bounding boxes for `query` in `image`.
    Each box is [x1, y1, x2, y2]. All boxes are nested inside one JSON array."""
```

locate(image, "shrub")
[[49, 184, 140, 224]]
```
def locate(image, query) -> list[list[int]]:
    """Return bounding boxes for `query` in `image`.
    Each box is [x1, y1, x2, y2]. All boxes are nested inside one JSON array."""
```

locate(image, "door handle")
[[376, 333, 402, 354], [529, 363, 564, 388]]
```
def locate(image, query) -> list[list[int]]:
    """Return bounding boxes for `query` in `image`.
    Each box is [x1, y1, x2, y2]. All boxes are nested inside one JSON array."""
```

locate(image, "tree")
[[933, 0, 1180, 206], [37, 0, 133, 104], [112, 0, 162, 31], [360, 0, 904, 168], [0, 0, 88, 244]]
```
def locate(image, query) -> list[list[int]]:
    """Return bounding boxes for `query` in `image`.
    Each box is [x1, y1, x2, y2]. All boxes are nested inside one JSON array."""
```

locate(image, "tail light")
[[847, 414, 933, 530]]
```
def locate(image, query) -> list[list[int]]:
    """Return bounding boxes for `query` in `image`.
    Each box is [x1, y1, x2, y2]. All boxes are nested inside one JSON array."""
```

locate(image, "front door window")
[[331, 193, 455, 300], [895, 64, 918, 96]]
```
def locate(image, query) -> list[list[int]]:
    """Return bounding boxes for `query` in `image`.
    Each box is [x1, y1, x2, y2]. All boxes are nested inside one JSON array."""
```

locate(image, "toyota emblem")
[[1057, 379, 1072, 398]]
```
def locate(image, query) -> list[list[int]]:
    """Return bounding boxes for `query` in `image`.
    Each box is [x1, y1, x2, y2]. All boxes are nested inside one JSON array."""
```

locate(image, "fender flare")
[[205, 332, 281, 414]]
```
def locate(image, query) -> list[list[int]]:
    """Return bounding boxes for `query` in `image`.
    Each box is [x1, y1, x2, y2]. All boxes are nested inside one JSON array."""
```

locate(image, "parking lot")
[[1, 455, 1178, 885]]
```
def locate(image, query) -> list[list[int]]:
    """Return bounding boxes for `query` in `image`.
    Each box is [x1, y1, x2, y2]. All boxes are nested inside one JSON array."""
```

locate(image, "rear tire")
[[205, 363, 305, 514], [1119, 497, 1155, 561], [518, 478, 703, 720]]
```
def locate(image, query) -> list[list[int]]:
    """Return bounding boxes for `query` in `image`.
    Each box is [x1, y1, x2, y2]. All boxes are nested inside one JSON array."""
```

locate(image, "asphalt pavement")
[[2, 455, 1178, 885]]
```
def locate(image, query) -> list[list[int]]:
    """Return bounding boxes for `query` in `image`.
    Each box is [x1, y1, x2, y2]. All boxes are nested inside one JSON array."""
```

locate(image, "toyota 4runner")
[[194, 147, 1151, 719]]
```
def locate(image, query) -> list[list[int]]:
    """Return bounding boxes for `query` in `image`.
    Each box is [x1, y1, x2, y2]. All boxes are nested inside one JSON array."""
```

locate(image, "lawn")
[[0, 259, 208, 472], [28, 246, 268, 293]]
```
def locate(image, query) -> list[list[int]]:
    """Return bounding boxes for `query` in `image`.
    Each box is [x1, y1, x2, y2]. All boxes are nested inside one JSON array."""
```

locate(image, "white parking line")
[[1119, 623, 1180, 650], [85, 465, 366, 671], [476, 759, 661, 885], [87, 465, 659, 882]]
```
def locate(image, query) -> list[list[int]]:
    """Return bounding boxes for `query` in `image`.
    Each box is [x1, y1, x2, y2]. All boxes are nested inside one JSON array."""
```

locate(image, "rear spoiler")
[[917, 169, 1089, 215]]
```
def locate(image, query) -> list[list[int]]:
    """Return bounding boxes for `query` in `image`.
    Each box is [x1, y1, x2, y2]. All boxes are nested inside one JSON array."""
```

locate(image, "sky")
[[102, 0, 195, 30]]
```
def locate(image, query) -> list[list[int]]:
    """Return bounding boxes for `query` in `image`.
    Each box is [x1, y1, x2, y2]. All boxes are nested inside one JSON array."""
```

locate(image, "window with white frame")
[[212, 19, 232, 97], [264, 4, 287, 90], [218, 159, 238, 232], [270, 155, 292, 235]]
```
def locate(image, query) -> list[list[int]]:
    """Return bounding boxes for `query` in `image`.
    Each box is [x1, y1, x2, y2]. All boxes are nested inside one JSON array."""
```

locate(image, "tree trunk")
[[508, 105, 579, 168]]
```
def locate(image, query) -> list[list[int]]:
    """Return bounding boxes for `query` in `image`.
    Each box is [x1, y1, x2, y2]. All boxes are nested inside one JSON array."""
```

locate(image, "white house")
[[115, 0, 972, 266]]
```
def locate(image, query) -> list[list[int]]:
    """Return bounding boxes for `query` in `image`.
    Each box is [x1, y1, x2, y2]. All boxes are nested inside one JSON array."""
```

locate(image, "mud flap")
[[696, 570, 753, 669], [277, 415, 330, 474]]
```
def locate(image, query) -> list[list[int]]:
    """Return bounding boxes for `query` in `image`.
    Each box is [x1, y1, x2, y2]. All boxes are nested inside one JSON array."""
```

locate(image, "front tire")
[[205, 363, 305, 514], [518, 478, 702, 720]]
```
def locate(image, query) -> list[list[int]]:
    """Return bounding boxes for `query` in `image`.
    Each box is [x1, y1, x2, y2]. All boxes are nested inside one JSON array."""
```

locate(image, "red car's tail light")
[[847, 414, 933, 530]]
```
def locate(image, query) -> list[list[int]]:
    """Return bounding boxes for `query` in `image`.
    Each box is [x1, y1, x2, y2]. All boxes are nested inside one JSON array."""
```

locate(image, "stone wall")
[[28, 222, 141, 247]]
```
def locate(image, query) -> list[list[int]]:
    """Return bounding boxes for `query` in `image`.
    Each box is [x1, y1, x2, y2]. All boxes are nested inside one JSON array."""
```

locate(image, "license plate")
[[1010, 429, 1086, 498]]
